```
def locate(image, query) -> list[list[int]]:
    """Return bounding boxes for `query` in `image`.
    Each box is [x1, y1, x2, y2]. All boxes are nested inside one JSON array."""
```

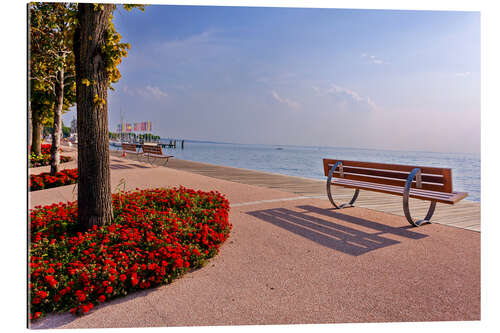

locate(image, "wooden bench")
[[323, 159, 468, 227], [121, 143, 143, 160], [142, 144, 174, 166]]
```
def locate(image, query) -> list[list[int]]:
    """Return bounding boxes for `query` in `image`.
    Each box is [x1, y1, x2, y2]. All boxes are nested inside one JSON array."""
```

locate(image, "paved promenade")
[[29, 149, 480, 328]]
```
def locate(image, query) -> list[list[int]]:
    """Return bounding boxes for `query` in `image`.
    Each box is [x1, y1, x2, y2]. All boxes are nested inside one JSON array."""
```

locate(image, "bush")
[[29, 187, 231, 321], [30, 145, 72, 168], [30, 168, 78, 191]]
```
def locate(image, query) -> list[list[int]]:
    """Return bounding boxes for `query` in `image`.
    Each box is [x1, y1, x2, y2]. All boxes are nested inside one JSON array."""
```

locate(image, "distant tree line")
[[43, 122, 71, 138]]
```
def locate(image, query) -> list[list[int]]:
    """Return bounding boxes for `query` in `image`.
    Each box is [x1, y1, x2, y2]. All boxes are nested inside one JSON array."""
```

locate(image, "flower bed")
[[29, 187, 231, 321], [30, 144, 72, 168], [30, 168, 78, 191], [41, 144, 52, 155]]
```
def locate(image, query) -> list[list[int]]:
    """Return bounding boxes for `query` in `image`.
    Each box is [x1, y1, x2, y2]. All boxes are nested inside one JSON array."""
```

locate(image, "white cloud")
[[313, 84, 377, 112], [161, 30, 216, 50], [144, 85, 168, 98], [122, 85, 168, 99], [361, 53, 388, 65], [270, 90, 300, 110]]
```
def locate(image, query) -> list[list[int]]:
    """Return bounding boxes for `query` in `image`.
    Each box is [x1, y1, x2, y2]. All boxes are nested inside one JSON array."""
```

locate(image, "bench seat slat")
[[330, 165, 445, 184], [332, 170, 444, 186], [122, 143, 143, 155], [329, 171, 447, 192], [331, 178, 467, 204], [323, 158, 454, 193], [324, 159, 449, 174]]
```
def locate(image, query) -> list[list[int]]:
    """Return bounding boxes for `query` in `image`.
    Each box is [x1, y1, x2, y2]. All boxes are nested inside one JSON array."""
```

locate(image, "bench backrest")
[[122, 143, 137, 152], [322, 159, 453, 193], [142, 144, 163, 155]]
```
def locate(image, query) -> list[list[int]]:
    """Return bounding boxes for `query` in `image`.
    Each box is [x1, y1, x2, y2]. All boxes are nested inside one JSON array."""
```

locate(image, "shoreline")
[[105, 150, 480, 232], [109, 148, 480, 204]]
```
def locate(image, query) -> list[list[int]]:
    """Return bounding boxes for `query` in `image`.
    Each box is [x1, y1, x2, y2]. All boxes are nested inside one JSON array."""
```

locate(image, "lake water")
[[112, 140, 480, 202]]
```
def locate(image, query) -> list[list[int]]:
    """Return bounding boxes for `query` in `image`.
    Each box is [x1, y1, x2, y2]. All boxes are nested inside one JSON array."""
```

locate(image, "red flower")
[[45, 275, 58, 288], [131, 273, 138, 286], [36, 291, 48, 299], [75, 290, 86, 302]]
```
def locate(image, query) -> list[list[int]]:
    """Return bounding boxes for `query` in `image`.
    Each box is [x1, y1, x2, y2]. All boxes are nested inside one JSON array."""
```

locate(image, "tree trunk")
[[31, 110, 42, 156], [50, 68, 64, 175], [28, 100, 32, 154], [74, 3, 114, 230]]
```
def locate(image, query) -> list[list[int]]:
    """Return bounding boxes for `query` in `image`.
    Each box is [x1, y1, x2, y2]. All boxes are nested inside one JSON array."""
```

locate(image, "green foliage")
[[62, 126, 71, 138], [122, 4, 146, 12], [29, 3, 77, 125], [30, 3, 144, 115]]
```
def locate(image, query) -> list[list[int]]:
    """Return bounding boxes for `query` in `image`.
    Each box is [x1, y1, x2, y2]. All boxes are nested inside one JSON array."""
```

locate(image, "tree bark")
[[31, 110, 43, 156], [74, 3, 114, 230], [50, 68, 64, 175], [28, 100, 32, 154]]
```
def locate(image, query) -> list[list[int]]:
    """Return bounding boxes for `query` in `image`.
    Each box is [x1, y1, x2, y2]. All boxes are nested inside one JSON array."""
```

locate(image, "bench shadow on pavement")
[[246, 205, 428, 256]]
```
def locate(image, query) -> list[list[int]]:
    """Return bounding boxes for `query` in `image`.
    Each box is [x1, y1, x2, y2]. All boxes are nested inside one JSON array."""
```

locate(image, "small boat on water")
[[109, 140, 122, 147]]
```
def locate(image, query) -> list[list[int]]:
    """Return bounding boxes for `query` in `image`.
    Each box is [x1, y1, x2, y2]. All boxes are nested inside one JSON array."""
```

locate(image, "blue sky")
[[63, 5, 480, 153]]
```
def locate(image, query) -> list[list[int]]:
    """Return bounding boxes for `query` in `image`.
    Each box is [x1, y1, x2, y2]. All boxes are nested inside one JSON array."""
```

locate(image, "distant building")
[[70, 118, 77, 134]]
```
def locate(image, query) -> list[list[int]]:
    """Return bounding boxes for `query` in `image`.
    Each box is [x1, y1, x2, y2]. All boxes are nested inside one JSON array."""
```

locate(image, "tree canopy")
[[29, 3, 144, 149]]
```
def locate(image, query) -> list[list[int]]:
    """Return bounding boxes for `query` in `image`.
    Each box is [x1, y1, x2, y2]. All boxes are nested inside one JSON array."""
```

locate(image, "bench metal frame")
[[403, 168, 436, 227], [326, 161, 439, 227], [142, 144, 173, 167]]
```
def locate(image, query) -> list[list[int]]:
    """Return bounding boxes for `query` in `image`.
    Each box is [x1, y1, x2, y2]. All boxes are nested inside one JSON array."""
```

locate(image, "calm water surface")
[[112, 140, 480, 202]]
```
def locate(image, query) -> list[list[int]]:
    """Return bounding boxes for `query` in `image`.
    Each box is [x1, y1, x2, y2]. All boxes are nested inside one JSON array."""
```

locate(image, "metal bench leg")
[[326, 161, 359, 209], [403, 168, 436, 227]]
